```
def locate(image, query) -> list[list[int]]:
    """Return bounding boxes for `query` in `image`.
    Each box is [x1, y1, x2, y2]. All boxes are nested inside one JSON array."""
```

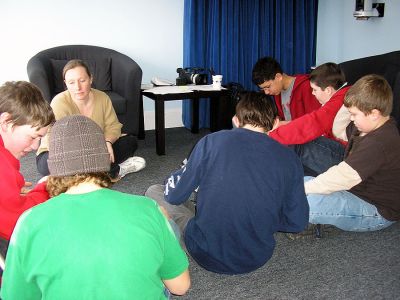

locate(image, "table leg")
[[191, 98, 199, 134], [138, 94, 145, 139], [155, 100, 166, 155], [210, 96, 218, 132], [211, 93, 232, 132]]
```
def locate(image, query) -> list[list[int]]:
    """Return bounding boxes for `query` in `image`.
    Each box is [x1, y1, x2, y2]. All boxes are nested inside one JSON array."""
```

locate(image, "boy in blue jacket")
[[146, 92, 309, 275]]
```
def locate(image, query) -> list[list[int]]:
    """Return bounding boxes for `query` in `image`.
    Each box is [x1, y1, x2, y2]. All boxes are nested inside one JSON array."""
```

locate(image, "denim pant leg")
[[0, 236, 8, 259], [294, 137, 345, 176], [304, 176, 395, 232], [112, 134, 138, 164], [36, 151, 50, 176], [145, 184, 195, 236]]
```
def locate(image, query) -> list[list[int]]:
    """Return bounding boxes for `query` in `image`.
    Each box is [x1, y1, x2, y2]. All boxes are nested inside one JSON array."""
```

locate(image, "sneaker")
[[285, 224, 337, 240], [180, 158, 188, 168], [118, 156, 146, 178]]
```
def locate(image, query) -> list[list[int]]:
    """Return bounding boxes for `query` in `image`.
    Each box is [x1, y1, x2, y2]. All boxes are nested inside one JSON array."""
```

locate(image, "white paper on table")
[[141, 83, 154, 90], [143, 86, 194, 94], [143, 85, 228, 94], [188, 85, 227, 91]]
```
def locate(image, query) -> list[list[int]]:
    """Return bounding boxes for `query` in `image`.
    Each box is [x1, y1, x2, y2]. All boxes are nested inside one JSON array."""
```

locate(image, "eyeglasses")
[[259, 85, 271, 91], [258, 79, 274, 91]]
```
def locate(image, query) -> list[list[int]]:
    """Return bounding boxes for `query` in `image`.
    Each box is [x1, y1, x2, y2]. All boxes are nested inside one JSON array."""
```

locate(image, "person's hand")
[[20, 181, 33, 194], [276, 120, 290, 128], [106, 142, 115, 163], [267, 117, 282, 135]]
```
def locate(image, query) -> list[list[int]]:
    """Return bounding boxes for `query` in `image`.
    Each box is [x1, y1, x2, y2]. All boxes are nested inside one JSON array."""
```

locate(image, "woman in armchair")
[[36, 59, 145, 181]]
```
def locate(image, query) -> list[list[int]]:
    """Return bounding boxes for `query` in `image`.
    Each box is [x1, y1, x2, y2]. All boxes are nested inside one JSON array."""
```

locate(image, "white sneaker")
[[118, 156, 146, 178]]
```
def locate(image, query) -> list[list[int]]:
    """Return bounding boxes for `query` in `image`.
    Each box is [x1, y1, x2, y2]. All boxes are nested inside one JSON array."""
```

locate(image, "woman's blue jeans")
[[305, 176, 395, 231]]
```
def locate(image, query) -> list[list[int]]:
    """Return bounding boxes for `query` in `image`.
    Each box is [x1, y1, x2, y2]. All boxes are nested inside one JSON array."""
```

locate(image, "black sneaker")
[[285, 224, 337, 240]]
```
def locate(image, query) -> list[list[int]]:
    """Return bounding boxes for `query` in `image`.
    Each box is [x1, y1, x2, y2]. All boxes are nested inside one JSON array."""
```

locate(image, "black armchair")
[[339, 51, 400, 127], [27, 45, 142, 135]]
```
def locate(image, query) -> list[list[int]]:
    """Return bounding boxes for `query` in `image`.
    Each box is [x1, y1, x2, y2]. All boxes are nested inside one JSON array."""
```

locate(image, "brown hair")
[[235, 92, 278, 131], [62, 59, 92, 80], [0, 81, 55, 128], [344, 74, 393, 116], [47, 172, 112, 197], [309, 62, 346, 90], [252, 57, 283, 85]]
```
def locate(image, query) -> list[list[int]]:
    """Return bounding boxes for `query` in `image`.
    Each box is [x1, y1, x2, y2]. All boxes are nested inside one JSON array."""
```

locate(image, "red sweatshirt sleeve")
[[0, 151, 49, 240], [0, 181, 49, 240], [269, 90, 347, 145]]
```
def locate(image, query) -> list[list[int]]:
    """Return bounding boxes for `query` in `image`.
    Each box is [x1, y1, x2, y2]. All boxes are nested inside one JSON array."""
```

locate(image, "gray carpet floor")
[[20, 127, 400, 300]]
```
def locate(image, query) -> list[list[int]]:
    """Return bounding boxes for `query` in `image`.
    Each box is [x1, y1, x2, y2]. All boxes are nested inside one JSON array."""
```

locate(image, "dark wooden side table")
[[140, 87, 229, 155]]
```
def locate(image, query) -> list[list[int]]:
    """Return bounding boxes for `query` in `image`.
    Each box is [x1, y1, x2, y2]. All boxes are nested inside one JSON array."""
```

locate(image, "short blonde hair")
[[344, 74, 393, 116], [47, 172, 112, 197]]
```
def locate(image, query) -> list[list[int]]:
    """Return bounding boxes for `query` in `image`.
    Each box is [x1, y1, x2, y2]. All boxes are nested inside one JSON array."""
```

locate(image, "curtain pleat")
[[182, 0, 318, 129]]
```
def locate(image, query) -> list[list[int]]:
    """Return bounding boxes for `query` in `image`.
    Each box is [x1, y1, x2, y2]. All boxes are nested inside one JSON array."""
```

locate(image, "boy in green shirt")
[[1, 115, 190, 299]]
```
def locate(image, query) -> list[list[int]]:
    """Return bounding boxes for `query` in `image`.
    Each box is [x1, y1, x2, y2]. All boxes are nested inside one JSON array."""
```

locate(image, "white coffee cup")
[[212, 75, 223, 89]]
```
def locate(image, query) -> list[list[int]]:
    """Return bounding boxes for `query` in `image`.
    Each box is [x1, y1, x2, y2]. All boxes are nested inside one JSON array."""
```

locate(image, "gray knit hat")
[[48, 115, 110, 176]]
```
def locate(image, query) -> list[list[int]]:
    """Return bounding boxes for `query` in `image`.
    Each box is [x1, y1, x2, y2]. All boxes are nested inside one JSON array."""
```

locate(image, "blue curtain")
[[182, 0, 319, 129]]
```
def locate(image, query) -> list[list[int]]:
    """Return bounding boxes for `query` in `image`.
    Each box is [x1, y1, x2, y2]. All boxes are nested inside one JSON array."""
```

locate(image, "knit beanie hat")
[[48, 115, 110, 176]]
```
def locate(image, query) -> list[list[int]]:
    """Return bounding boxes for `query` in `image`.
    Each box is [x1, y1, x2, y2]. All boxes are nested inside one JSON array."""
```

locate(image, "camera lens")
[[191, 74, 199, 84]]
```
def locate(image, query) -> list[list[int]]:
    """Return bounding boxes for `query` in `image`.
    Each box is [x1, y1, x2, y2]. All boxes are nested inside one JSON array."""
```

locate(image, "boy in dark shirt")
[[305, 74, 400, 231]]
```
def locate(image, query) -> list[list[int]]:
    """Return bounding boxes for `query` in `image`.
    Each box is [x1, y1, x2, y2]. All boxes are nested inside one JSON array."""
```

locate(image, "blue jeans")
[[305, 177, 395, 231], [294, 137, 345, 176]]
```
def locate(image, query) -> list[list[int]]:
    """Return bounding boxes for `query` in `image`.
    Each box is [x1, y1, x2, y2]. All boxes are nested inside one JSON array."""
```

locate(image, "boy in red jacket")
[[268, 63, 351, 176], [252, 56, 321, 121], [0, 81, 55, 258]]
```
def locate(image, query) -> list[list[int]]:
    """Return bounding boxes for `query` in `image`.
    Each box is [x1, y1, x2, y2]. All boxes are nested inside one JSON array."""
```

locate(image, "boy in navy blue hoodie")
[[146, 92, 309, 275]]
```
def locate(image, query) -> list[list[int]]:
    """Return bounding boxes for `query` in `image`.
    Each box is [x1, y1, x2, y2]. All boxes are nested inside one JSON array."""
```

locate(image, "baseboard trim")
[[144, 108, 183, 130]]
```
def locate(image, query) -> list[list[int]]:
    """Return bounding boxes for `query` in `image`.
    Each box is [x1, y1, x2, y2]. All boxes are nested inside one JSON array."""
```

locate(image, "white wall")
[[0, 0, 184, 130], [316, 0, 400, 64], [3, 0, 399, 130]]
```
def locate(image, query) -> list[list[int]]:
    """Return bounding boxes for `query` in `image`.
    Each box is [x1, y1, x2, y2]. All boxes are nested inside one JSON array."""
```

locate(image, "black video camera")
[[176, 67, 208, 86]]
